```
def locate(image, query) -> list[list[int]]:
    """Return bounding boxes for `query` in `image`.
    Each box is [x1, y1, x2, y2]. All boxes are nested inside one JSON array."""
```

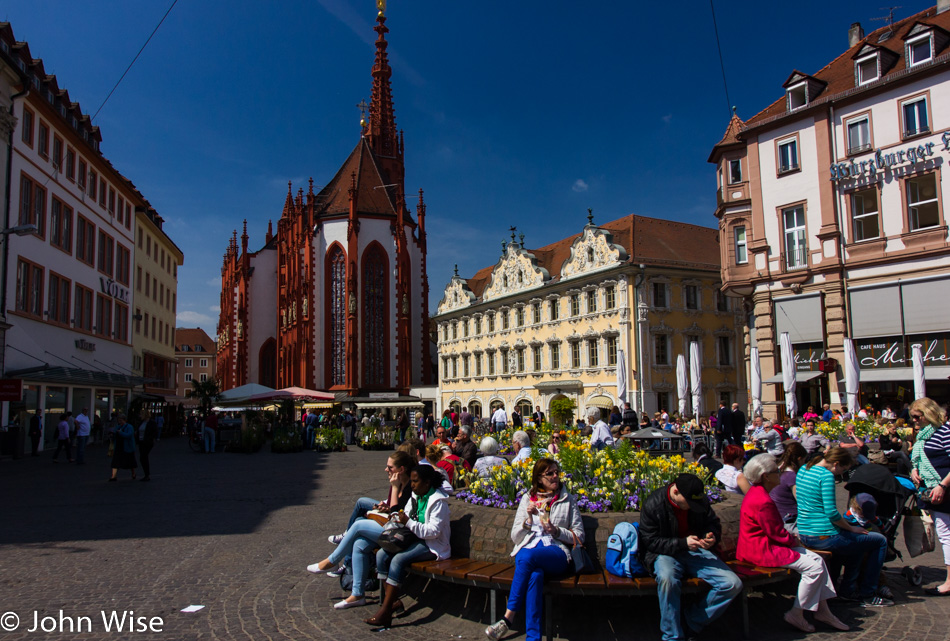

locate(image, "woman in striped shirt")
[[909, 398, 950, 596], [796, 447, 892, 607]]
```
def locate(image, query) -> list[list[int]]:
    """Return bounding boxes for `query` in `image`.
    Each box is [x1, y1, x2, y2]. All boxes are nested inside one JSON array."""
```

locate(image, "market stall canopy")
[[246, 386, 335, 403], [623, 427, 684, 440], [219, 384, 276, 404]]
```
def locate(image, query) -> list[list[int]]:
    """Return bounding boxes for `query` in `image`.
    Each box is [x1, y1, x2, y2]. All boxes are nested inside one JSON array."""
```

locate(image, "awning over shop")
[[302, 402, 336, 409], [357, 401, 424, 409], [763, 371, 825, 384], [587, 395, 615, 409], [5, 365, 145, 388], [840, 366, 950, 383], [534, 380, 584, 391]]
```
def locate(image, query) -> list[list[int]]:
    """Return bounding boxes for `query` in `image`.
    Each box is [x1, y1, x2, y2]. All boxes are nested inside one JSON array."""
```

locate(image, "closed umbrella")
[[690, 342, 702, 420], [780, 332, 797, 418], [912, 343, 926, 400], [750, 347, 763, 418], [843, 338, 860, 414], [616, 348, 627, 405], [676, 354, 689, 417]]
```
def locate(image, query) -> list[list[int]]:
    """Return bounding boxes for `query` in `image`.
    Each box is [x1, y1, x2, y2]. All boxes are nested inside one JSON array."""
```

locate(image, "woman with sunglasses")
[[547, 431, 565, 456], [485, 458, 584, 641], [909, 398, 950, 596], [307, 451, 416, 610]]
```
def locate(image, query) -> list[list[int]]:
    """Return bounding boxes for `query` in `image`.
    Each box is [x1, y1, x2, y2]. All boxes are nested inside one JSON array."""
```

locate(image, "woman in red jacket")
[[737, 454, 848, 633]]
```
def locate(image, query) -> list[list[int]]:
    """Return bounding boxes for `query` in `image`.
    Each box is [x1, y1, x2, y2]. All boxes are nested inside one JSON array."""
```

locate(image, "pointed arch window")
[[327, 246, 347, 386], [362, 245, 389, 387]]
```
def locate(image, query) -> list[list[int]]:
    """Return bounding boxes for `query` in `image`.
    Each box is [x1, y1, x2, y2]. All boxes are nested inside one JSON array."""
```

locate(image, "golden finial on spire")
[[377, 0, 386, 17]]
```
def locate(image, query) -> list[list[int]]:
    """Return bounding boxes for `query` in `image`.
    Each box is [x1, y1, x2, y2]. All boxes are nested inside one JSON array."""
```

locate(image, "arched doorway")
[[468, 401, 482, 418], [515, 399, 532, 420]]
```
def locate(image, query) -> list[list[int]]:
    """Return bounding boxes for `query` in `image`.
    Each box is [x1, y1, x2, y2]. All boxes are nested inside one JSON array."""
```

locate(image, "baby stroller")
[[844, 463, 923, 586]]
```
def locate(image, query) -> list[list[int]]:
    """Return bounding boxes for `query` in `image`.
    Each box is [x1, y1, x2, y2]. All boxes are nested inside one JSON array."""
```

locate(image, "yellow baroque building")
[[433, 214, 746, 422]]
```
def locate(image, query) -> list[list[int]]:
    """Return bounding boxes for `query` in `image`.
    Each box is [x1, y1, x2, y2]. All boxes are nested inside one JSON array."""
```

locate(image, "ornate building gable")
[[482, 243, 549, 302], [437, 270, 477, 314], [560, 225, 628, 281]]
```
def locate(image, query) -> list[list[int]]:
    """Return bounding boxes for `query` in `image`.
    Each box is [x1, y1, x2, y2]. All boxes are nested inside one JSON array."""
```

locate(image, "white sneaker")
[[307, 563, 328, 574], [328, 533, 344, 545], [485, 619, 509, 640], [333, 597, 366, 610], [327, 566, 346, 578]]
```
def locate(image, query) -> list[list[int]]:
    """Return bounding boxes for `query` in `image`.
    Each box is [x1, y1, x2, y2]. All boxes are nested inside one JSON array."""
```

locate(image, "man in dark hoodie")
[[638, 473, 742, 641]]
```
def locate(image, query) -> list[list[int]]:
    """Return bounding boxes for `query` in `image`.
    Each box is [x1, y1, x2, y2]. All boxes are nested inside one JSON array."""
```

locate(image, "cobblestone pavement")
[[1, 441, 949, 641]]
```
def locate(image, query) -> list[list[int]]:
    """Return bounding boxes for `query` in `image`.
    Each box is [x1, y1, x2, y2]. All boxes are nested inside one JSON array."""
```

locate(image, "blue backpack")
[[605, 522, 647, 578]]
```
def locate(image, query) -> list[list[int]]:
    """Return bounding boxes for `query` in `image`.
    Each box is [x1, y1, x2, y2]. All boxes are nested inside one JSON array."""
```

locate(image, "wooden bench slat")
[[410, 558, 446, 572], [444, 560, 495, 580], [604, 570, 638, 589], [634, 577, 658, 589], [466, 563, 515, 583], [421, 558, 474, 576], [491, 566, 516, 586], [576, 571, 606, 588], [552, 573, 578, 588]]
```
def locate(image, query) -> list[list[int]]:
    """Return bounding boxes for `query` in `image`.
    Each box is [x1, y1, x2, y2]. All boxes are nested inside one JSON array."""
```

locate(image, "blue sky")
[[3, 0, 935, 333]]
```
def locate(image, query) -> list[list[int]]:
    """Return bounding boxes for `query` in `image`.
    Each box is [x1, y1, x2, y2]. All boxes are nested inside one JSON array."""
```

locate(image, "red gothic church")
[[216, 6, 431, 396]]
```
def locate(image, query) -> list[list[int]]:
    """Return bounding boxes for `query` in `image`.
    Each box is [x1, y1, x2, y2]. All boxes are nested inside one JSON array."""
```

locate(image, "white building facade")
[[710, 3, 950, 417]]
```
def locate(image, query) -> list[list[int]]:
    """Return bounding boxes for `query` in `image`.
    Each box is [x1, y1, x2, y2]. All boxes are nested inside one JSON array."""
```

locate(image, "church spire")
[[366, 6, 400, 165]]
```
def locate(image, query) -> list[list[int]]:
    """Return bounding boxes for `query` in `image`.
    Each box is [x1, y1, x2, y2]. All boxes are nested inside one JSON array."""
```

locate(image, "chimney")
[[939, 0, 950, 14], [848, 22, 865, 47]]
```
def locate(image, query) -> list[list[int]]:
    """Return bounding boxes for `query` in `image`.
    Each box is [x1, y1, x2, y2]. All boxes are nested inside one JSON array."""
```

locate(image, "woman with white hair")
[[475, 436, 509, 478], [737, 453, 847, 632], [511, 430, 533, 464]]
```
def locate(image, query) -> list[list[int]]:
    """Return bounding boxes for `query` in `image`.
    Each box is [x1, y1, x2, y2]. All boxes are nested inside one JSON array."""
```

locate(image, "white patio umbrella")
[[676, 354, 689, 417], [912, 343, 926, 400], [843, 338, 860, 414], [779, 332, 797, 418], [616, 348, 628, 405], [690, 342, 703, 420], [750, 347, 763, 418]]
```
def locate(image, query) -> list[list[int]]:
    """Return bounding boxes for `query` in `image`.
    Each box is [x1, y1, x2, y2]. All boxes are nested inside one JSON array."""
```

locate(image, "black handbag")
[[378, 515, 420, 554], [570, 531, 597, 575]]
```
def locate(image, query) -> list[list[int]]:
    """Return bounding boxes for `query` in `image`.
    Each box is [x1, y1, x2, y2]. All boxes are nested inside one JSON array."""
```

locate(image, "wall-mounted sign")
[[829, 132, 950, 182], [368, 392, 398, 400], [99, 277, 130, 304], [75, 339, 96, 352], [792, 343, 825, 372], [855, 334, 950, 369], [0, 378, 23, 402]]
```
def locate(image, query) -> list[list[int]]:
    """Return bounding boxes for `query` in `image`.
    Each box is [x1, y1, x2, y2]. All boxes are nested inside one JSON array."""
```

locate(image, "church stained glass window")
[[362, 246, 388, 387], [328, 246, 346, 385]]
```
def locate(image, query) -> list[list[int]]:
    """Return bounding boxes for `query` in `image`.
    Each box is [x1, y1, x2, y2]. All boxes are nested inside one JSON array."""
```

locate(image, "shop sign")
[[0, 378, 23, 402], [829, 133, 950, 182], [99, 277, 130, 304], [855, 334, 950, 368], [75, 339, 96, 352], [368, 392, 398, 400], [793, 343, 824, 371]]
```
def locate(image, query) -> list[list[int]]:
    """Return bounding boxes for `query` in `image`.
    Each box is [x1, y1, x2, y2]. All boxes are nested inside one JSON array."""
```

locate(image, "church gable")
[[437, 274, 476, 314], [482, 244, 548, 303], [560, 226, 627, 281]]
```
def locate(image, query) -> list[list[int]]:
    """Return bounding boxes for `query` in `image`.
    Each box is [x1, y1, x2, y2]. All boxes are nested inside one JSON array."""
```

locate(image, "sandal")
[[784, 611, 815, 633], [925, 586, 950, 596]]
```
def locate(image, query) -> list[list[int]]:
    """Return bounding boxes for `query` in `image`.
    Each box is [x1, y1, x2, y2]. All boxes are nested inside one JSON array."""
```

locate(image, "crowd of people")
[[305, 395, 950, 641]]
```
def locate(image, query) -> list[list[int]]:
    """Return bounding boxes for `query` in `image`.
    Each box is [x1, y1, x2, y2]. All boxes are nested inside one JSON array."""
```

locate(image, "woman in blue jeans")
[[796, 447, 892, 607], [486, 458, 584, 641], [364, 464, 451, 627], [306, 451, 415, 609]]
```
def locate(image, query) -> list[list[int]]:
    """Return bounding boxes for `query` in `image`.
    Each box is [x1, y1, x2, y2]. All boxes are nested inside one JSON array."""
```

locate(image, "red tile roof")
[[175, 328, 216, 353], [743, 6, 950, 129], [316, 137, 400, 217], [463, 214, 720, 299]]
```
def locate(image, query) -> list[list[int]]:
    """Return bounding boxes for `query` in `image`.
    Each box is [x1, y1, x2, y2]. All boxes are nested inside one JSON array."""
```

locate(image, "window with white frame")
[[656, 392, 671, 414], [200, 358, 208, 368], [652, 282, 668, 308], [516, 349, 525, 373], [571, 342, 581, 369], [851, 188, 880, 241], [463, 355, 470, 378], [452, 322, 458, 339], [487, 352, 495, 375], [902, 97, 929, 137], [184, 373, 193, 383], [488, 314, 495, 333], [550, 343, 560, 370], [734, 226, 748, 264], [516, 307, 524, 327], [685, 285, 699, 310], [502, 310, 510, 330], [475, 353, 482, 376], [199, 373, 208, 382], [587, 290, 597, 313], [907, 34, 933, 67], [606, 336, 618, 366], [654, 334, 671, 366], [605, 286, 616, 310], [533, 346, 542, 372], [728, 159, 742, 184], [463, 320, 469, 337], [184, 358, 193, 368], [587, 339, 599, 367], [907, 174, 939, 231], [778, 138, 799, 173], [452, 358, 458, 378], [782, 205, 807, 269], [846, 117, 871, 154], [787, 83, 807, 110], [856, 55, 879, 85], [549, 299, 559, 321], [475, 317, 482, 335], [532, 303, 541, 324], [570, 294, 580, 316]]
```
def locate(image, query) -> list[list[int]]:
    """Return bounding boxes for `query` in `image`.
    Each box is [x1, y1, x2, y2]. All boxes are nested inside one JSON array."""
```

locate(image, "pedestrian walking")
[[109, 414, 137, 481], [74, 407, 91, 465], [28, 410, 42, 457], [51, 413, 73, 463]]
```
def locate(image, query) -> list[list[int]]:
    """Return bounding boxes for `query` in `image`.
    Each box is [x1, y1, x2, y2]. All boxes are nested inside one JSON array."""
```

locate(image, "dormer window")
[[907, 33, 933, 66], [855, 54, 879, 85], [787, 83, 808, 110]]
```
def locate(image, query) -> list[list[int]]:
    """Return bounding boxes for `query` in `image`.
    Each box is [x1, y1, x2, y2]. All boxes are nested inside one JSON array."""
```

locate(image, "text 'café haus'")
[[711, 4, 950, 414]]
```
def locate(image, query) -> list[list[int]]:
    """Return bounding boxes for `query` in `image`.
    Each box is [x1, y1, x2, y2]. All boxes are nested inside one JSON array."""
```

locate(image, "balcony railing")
[[785, 246, 808, 270]]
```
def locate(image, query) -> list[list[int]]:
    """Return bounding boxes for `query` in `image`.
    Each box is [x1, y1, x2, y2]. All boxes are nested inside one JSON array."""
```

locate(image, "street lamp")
[[0, 224, 37, 237]]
